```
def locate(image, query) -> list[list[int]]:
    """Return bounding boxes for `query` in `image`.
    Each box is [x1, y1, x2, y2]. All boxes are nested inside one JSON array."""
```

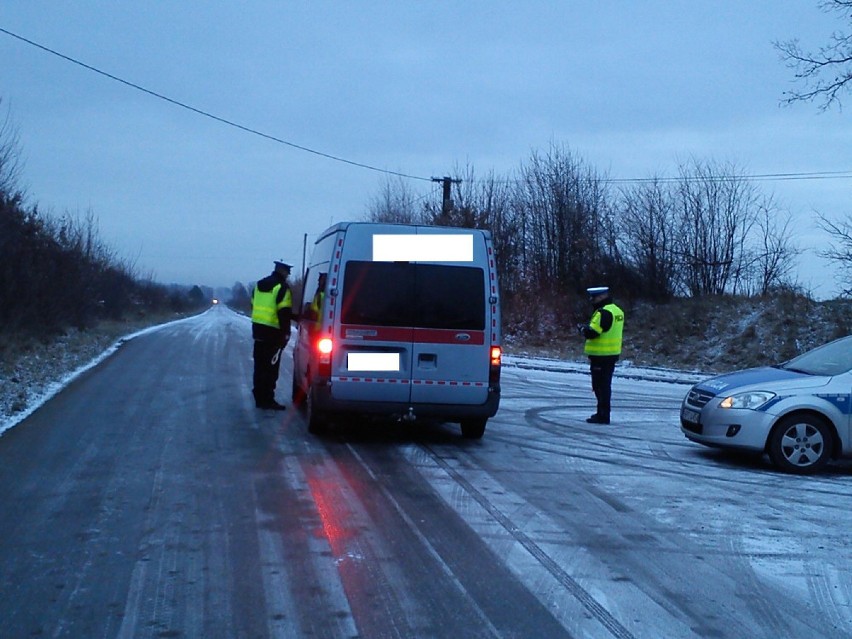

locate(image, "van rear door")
[[333, 260, 414, 403], [330, 224, 498, 412], [409, 263, 490, 405]]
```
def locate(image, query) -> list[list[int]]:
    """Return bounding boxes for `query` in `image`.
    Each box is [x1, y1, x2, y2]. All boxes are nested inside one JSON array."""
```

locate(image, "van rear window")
[[341, 261, 485, 330]]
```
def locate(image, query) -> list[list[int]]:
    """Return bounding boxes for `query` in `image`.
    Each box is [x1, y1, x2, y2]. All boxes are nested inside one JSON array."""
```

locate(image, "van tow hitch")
[[402, 407, 417, 422]]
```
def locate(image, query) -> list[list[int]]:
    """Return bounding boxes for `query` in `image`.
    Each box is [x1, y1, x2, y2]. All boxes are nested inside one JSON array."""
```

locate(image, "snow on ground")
[[503, 354, 708, 385], [0, 315, 203, 437]]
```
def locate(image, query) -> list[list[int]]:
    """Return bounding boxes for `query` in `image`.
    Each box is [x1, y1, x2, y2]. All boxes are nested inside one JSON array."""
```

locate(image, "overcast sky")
[[1, 2, 850, 298]]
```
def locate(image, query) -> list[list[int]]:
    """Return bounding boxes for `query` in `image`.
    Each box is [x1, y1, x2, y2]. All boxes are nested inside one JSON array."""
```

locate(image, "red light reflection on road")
[[306, 474, 356, 558], [306, 467, 394, 635]]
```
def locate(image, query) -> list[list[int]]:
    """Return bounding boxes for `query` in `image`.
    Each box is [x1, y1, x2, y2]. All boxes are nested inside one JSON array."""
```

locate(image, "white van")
[[292, 222, 502, 438]]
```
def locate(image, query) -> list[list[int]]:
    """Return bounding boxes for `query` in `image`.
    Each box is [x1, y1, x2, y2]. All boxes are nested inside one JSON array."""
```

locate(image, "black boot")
[[256, 399, 287, 410]]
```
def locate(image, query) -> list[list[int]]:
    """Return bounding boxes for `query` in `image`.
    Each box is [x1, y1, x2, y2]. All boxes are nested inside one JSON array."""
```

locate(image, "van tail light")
[[489, 346, 502, 384], [317, 338, 333, 377]]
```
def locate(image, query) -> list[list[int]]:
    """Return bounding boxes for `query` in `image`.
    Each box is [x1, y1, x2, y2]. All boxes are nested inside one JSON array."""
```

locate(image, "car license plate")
[[681, 407, 701, 424]]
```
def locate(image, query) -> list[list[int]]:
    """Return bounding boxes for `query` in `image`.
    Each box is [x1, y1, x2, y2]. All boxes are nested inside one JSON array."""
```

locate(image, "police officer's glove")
[[577, 323, 586, 336], [279, 333, 290, 349]]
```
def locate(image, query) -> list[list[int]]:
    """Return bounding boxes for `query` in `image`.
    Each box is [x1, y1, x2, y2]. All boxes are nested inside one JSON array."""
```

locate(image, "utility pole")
[[301, 233, 307, 280], [431, 176, 461, 219]]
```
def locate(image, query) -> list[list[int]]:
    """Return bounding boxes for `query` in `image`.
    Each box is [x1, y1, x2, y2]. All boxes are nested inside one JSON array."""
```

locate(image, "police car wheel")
[[460, 419, 486, 439], [767, 414, 832, 475]]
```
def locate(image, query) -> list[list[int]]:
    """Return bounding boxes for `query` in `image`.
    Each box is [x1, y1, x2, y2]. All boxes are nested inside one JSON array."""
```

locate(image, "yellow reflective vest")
[[310, 291, 325, 331], [584, 302, 624, 357], [251, 283, 292, 329]]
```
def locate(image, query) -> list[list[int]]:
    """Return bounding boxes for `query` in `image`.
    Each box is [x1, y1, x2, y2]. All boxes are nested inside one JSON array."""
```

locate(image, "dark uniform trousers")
[[589, 356, 618, 421], [252, 339, 282, 405]]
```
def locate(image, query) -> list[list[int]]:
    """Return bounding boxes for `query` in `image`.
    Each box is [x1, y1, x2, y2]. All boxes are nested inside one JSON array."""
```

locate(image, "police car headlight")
[[719, 391, 775, 410]]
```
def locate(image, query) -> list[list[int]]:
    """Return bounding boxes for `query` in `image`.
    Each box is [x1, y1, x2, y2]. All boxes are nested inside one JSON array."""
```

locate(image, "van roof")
[[316, 221, 492, 243]]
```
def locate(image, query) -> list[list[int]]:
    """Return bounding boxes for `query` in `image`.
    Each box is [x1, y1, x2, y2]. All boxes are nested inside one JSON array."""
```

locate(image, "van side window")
[[300, 266, 327, 320], [341, 261, 484, 330]]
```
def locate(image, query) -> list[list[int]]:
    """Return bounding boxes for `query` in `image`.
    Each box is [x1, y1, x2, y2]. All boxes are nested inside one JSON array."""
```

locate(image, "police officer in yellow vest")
[[578, 286, 624, 424], [251, 260, 293, 410], [308, 273, 327, 335]]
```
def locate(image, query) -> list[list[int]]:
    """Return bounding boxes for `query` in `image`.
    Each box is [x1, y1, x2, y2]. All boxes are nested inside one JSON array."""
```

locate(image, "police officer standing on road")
[[251, 260, 293, 410], [578, 286, 625, 424]]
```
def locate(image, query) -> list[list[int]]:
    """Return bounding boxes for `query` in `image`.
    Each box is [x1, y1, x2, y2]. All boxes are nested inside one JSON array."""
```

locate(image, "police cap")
[[586, 286, 609, 298], [274, 260, 293, 272]]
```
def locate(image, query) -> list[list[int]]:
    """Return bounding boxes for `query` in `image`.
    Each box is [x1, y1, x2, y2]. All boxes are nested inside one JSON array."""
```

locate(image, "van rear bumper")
[[312, 382, 500, 422]]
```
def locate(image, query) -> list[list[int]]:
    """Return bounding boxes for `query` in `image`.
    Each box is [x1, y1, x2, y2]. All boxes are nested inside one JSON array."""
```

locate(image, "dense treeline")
[[365, 143, 842, 335], [369, 145, 804, 300], [0, 98, 210, 344], [0, 193, 209, 340]]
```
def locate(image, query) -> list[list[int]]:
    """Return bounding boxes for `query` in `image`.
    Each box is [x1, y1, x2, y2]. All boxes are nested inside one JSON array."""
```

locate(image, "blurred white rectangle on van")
[[347, 352, 401, 372], [372, 234, 473, 262]]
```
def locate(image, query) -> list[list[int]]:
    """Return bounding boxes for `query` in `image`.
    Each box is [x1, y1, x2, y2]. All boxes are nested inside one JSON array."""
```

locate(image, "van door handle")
[[418, 353, 437, 368]]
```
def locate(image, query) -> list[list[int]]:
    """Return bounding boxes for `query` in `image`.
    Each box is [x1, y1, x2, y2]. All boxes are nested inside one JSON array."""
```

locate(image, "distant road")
[[0, 305, 849, 638]]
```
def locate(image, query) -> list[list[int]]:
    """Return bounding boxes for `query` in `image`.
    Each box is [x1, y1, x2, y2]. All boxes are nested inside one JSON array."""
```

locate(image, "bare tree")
[[775, 0, 852, 110], [512, 143, 611, 291], [0, 97, 23, 197], [746, 201, 801, 295], [617, 178, 682, 299], [364, 175, 427, 224], [427, 164, 524, 294], [674, 159, 760, 296], [476, 173, 523, 295], [816, 211, 852, 296]]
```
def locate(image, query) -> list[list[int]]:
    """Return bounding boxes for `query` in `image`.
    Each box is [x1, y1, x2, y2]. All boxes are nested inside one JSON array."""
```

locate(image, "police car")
[[680, 335, 852, 474]]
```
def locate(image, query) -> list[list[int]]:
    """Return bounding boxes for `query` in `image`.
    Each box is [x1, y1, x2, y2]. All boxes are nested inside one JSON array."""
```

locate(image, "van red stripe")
[[340, 325, 485, 345], [411, 328, 484, 345]]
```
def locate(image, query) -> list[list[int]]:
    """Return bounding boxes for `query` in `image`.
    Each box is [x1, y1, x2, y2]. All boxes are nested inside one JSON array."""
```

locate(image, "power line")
[[2, 26, 849, 187], [471, 169, 852, 187], [0, 26, 432, 182], [604, 170, 852, 184]]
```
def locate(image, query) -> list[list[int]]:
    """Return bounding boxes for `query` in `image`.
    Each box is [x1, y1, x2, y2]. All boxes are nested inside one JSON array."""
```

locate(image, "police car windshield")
[[341, 261, 485, 330], [779, 336, 852, 377]]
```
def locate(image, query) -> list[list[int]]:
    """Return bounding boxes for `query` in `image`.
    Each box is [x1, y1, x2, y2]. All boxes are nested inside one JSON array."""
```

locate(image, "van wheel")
[[460, 419, 486, 439], [306, 386, 327, 435], [767, 414, 832, 474]]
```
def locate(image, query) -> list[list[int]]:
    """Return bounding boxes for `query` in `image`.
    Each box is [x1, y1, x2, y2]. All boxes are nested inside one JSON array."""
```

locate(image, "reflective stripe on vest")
[[251, 284, 292, 329], [584, 303, 624, 356]]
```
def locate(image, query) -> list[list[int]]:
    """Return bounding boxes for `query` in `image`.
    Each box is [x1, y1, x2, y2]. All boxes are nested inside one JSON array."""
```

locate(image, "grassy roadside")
[[506, 295, 852, 374]]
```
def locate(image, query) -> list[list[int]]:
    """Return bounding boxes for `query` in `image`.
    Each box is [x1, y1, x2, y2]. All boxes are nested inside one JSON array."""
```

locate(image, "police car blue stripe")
[[816, 394, 852, 415], [757, 396, 787, 412]]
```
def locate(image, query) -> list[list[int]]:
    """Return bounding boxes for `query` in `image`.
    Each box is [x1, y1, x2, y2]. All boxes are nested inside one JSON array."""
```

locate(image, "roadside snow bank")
[[0, 315, 200, 438], [503, 354, 710, 385]]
